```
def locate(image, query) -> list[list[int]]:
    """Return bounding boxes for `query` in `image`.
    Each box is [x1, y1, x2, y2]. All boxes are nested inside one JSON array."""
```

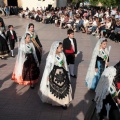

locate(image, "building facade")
[[2, 0, 68, 10], [0, 0, 4, 6]]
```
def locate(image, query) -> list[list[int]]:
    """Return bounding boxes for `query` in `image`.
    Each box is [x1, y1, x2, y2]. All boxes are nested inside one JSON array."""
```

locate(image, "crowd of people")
[[19, 6, 120, 42], [0, 5, 22, 16], [0, 4, 120, 120]]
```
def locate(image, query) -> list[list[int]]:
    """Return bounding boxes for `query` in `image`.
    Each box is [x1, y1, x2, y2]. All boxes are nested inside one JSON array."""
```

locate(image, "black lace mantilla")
[[49, 65, 70, 99]]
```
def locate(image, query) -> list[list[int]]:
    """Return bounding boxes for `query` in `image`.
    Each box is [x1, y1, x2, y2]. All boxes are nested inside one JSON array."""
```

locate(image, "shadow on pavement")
[[72, 51, 84, 99]]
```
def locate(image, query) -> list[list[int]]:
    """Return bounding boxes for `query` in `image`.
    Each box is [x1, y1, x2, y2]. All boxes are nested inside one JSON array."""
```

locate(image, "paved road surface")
[[0, 16, 120, 120]]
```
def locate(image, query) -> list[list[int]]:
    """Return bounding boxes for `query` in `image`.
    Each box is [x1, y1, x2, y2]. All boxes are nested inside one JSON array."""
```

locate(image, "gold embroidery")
[[31, 37, 42, 54]]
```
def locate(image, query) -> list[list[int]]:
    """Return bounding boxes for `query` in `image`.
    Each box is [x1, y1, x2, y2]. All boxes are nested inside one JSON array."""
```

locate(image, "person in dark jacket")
[[6, 25, 17, 57], [63, 29, 78, 78]]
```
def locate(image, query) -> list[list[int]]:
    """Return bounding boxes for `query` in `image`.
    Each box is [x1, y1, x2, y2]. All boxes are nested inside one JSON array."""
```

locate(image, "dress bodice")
[[25, 43, 33, 54], [54, 53, 64, 68], [98, 48, 109, 61]]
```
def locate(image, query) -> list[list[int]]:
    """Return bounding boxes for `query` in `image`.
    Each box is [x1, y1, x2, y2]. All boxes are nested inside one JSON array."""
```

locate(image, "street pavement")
[[0, 16, 120, 120]]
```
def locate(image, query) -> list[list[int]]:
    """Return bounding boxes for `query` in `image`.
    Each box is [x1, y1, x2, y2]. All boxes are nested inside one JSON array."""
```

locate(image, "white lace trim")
[[95, 66, 116, 113]]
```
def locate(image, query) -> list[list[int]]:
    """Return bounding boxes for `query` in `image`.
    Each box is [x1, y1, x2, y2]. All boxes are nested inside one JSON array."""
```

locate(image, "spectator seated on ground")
[[81, 17, 89, 33], [35, 11, 43, 22], [62, 14, 69, 29], [66, 17, 74, 29], [59, 14, 65, 28], [88, 17, 97, 34], [110, 20, 120, 42], [73, 15, 81, 32], [102, 17, 112, 38], [44, 11, 52, 24], [17, 6, 120, 42]]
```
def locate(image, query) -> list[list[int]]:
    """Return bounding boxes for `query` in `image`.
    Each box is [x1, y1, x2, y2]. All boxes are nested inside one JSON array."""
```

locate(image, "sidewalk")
[[0, 16, 120, 120]]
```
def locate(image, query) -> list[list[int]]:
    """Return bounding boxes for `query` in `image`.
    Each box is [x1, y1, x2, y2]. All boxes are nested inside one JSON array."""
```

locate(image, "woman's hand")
[[95, 68, 98, 72], [75, 54, 77, 58], [106, 62, 109, 67], [117, 98, 120, 104]]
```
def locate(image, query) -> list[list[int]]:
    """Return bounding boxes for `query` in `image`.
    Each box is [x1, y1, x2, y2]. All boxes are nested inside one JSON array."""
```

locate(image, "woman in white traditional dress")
[[38, 41, 72, 109], [12, 33, 40, 89], [85, 38, 110, 90], [25, 23, 42, 64], [85, 61, 120, 120]]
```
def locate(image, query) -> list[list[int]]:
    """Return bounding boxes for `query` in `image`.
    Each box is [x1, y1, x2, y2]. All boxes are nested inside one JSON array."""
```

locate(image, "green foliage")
[[90, 0, 119, 7], [89, 0, 99, 6], [78, 0, 84, 2], [100, 0, 116, 7], [72, 0, 76, 4], [72, 0, 88, 3]]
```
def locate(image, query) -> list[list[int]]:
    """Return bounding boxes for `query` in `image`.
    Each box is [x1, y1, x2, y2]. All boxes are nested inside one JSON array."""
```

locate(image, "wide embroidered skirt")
[[12, 53, 40, 85], [22, 53, 40, 84], [45, 65, 72, 106], [90, 60, 105, 90], [0, 36, 10, 57]]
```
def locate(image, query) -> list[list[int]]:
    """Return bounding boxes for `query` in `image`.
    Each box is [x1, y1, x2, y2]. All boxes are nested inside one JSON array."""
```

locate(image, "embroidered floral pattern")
[[49, 65, 70, 99], [98, 49, 108, 61]]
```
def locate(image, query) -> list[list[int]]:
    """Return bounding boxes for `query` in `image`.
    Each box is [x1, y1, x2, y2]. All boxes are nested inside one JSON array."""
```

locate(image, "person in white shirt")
[[25, 11, 28, 16], [94, 12, 99, 18], [91, 18, 98, 34], [111, 8, 117, 15], [34, 12, 38, 19], [104, 18, 112, 38], [39, 7, 43, 11], [36, 7, 39, 11], [59, 14, 65, 28], [82, 17, 89, 33], [66, 17, 73, 29], [105, 9, 110, 18]]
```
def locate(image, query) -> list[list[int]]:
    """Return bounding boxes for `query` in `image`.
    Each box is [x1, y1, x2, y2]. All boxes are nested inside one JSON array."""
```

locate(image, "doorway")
[[7, 0, 18, 6], [67, 0, 72, 3]]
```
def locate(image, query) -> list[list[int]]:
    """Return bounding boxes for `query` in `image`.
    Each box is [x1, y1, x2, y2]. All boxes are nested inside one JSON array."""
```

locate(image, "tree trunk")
[[82, 0, 84, 7]]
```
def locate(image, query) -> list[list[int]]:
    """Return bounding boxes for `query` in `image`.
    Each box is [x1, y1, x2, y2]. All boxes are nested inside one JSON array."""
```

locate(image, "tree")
[[100, 0, 117, 7], [90, 0, 120, 7], [89, 0, 99, 6]]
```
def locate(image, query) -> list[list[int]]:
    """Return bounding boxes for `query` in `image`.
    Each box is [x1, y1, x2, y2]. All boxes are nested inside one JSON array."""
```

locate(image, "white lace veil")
[[13, 33, 38, 82], [12, 34, 26, 82], [95, 66, 116, 113], [39, 41, 68, 102], [85, 38, 107, 89], [25, 24, 29, 33], [25, 23, 32, 35], [0, 29, 5, 39], [25, 23, 35, 36]]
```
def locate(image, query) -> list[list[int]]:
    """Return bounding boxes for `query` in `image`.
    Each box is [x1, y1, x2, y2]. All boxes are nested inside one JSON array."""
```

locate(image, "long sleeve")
[[35, 35, 42, 47], [107, 56, 109, 62], [14, 31, 17, 40], [63, 38, 77, 55], [95, 57, 98, 69], [95, 56, 109, 69], [63, 38, 67, 54], [73, 38, 77, 54], [6, 31, 9, 42], [30, 43, 39, 66], [45, 55, 54, 74]]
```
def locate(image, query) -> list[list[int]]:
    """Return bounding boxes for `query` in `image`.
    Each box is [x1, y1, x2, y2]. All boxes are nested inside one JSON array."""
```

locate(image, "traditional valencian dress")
[[26, 29, 42, 64], [91, 48, 109, 89], [12, 35, 40, 85], [38, 41, 72, 107], [0, 27, 10, 58], [85, 38, 110, 90], [85, 61, 120, 120]]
